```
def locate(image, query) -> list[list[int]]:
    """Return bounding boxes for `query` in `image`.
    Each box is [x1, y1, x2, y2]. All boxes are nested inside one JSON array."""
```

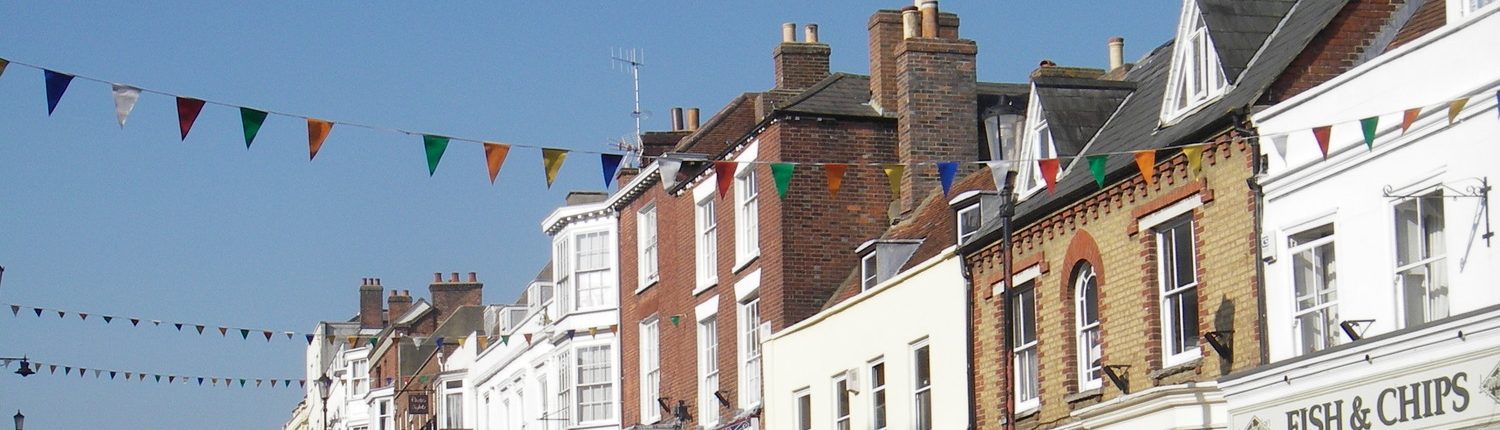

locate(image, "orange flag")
[[823, 164, 847, 197], [1447, 97, 1469, 125], [714, 161, 737, 198], [307, 119, 333, 160], [1182, 145, 1205, 178], [1134, 150, 1156, 186], [1312, 126, 1332, 159], [1401, 108, 1421, 134], [1038, 159, 1060, 194], [881, 163, 905, 199], [483, 142, 510, 184]]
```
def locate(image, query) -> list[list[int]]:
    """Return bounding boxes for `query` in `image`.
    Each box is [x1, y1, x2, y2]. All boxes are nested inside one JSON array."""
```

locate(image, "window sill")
[[635, 278, 659, 295], [1015, 403, 1040, 419], [1065, 387, 1103, 406], [1151, 356, 1202, 381], [692, 281, 717, 296], [733, 252, 760, 274]]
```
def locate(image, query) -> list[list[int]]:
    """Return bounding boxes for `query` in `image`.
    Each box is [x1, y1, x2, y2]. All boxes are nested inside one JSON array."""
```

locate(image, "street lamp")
[[13, 410, 22, 430], [316, 374, 333, 430], [3, 357, 33, 378]]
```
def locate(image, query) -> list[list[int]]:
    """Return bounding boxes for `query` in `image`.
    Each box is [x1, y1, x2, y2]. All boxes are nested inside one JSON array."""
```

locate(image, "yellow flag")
[[477, 336, 490, 350], [346, 336, 358, 348], [1182, 145, 1205, 178], [307, 118, 333, 160], [881, 163, 905, 199], [542, 148, 568, 188], [456, 337, 467, 347], [589, 327, 599, 337], [1448, 97, 1469, 125]]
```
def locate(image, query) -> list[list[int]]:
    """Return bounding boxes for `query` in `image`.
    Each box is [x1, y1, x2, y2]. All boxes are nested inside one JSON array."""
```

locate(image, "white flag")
[[985, 160, 1012, 191], [112, 84, 141, 128], [1269, 134, 1289, 162], [659, 158, 682, 190]]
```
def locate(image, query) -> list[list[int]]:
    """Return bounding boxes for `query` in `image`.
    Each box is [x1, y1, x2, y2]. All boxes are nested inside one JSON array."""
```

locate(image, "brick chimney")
[[774, 22, 831, 91], [429, 272, 482, 324], [359, 277, 384, 329], [870, 5, 961, 115], [894, 0, 978, 215], [386, 287, 412, 324]]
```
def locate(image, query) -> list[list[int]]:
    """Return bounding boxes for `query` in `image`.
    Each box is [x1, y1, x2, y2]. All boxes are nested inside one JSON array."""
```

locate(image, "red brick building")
[[609, 4, 1021, 429]]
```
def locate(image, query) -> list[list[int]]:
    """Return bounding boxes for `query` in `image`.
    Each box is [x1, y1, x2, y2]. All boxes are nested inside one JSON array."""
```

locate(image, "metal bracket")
[[714, 390, 732, 409], [1102, 364, 1131, 394], [1204, 330, 1234, 359], [1340, 319, 1376, 342]]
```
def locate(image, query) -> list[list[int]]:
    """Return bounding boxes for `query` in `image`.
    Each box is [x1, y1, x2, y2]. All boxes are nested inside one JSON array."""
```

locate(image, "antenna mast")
[[610, 48, 648, 168]]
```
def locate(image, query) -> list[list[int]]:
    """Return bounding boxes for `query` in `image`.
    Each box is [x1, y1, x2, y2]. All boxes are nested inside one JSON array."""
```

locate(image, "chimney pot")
[[804, 23, 819, 44], [1108, 37, 1126, 71], [918, 0, 939, 39], [782, 22, 797, 43], [1040, 59, 1057, 67], [686, 108, 701, 131], [468, 272, 478, 282], [375, 278, 381, 285], [450, 272, 460, 282], [390, 290, 397, 297], [902, 7, 921, 39], [433, 272, 443, 283], [403, 289, 410, 296], [670, 107, 684, 131]]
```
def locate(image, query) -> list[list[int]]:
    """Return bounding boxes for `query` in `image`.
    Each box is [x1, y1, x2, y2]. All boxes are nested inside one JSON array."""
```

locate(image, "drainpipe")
[[961, 249, 978, 430], [999, 171, 1018, 430], [1236, 108, 1271, 367]]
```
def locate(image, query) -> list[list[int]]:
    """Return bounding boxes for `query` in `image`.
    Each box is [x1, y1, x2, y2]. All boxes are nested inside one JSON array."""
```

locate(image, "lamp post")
[[316, 374, 333, 430], [13, 410, 22, 430], [2, 357, 33, 378]]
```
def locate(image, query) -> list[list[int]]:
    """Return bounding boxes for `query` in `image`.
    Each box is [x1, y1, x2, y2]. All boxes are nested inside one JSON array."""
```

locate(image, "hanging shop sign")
[[408, 393, 431, 415]]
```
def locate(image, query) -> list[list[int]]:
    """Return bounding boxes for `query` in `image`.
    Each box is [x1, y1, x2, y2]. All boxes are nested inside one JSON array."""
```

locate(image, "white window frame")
[[1012, 280, 1039, 411], [911, 339, 933, 430], [443, 380, 464, 430], [376, 399, 393, 430], [831, 372, 852, 430], [1392, 190, 1449, 328], [638, 204, 659, 292], [869, 358, 888, 430], [794, 388, 813, 430], [639, 317, 662, 423], [698, 316, 721, 427], [957, 203, 984, 244], [553, 238, 572, 315], [555, 350, 572, 427], [573, 229, 613, 311], [696, 196, 719, 293], [1162, 0, 1230, 123], [738, 297, 764, 408], [1288, 223, 1339, 355], [349, 358, 369, 396], [861, 253, 879, 291], [1157, 215, 1202, 367], [575, 344, 615, 423], [1463, 0, 1499, 16], [1017, 88, 1056, 198], [1073, 263, 1102, 391], [735, 165, 761, 270]]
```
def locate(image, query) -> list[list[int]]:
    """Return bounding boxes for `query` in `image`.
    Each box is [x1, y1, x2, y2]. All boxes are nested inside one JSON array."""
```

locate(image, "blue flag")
[[937, 162, 959, 196], [601, 153, 624, 187], [44, 70, 75, 115]]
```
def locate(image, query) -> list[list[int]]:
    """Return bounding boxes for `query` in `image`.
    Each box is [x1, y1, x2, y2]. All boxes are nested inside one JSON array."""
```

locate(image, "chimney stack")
[[686, 108, 701, 131], [359, 277, 384, 329], [387, 287, 412, 325], [670, 107, 684, 131], [1108, 37, 1125, 71], [774, 22, 831, 91], [893, 4, 979, 215], [429, 271, 483, 325]]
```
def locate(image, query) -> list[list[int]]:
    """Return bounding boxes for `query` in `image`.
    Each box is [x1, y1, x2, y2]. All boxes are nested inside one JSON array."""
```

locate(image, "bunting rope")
[[0, 356, 303, 389], [1, 55, 1495, 192]]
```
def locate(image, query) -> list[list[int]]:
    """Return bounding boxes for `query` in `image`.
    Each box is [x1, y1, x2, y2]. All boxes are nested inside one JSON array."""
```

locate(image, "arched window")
[[1074, 262, 1102, 390]]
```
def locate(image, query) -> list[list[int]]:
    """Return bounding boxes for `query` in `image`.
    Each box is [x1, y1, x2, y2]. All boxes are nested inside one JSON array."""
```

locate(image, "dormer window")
[[856, 239, 922, 292], [1162, 0, 1229, 124], [1016, 87, 1056, 198], [950, 191, 999, 244]]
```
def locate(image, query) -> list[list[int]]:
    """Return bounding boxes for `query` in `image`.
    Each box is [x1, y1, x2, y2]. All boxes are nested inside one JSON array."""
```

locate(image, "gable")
[[1198, 0, 1299, 83]]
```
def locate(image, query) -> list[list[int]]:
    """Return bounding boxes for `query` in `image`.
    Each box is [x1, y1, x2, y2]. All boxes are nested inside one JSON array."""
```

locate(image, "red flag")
[[1312, 126, 1332, 159], [714, 161, 737, 198], [175, 97, 206, 140], [1401, 108, 1420, 134], [1038, 159, 1060, 194]]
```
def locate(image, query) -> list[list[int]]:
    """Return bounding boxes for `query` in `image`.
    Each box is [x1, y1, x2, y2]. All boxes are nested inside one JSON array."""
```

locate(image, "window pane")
[[1395, 199, 1420, 266], [797, 394, 812, 430], [872, 363, 887, 429], [914, 345, 931, 389]]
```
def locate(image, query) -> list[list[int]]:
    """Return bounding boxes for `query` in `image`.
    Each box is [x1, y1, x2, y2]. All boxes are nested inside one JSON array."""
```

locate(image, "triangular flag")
[[601, 153, 624, 187], [1087, 156, 1107, 188], [823, 164, 847, 197], [1134, 150, 1156, 186], [1448, 97, 1468, 125], [483, 142, 510, 184], [419, 375, 429, 383], [175, 97, 206, 140], [770, 163, 794, 197], [240, 379, 246, 387], [1401, 108, 1421, 133], [1312, 126, 1332, 159], [285, 331, 295, 340], [264, 331, 274, 341], [368, 337, 377, 347], [305, 334, 315, 344], [44, 70, 75, 115], [501, 335, 510, 345], [300, 380, 306, 388], [1360, 117, 1379, 150], [256, 379, 263, 387], [436, 337, 446, 348], [881, 163, 904, 199], [111, 84, 140, 128], [1038, 159, 1060, 194], [218, 326, 228, 336], [174, 323, 183, 331], [659, 158, 683, 190], [307, 118, 333, 160], [423, 135, 450, 176], [32, 308, 41, 317], [57, 310, 66, 318], [103, 315, 113, 324], [110, 371, 117, 380], [478, 336, 490, 350], [589, 327, 599, 337], [523, 333, 533, 344], [714, 161, 738, 198], [152, 320, 160, 326], [0, 58, 8, 79], [79, 312, 88, 321], [65, 367, 72, 375], [347, 336, 359, 347], [49, 365, 56, 374], [1182, 145, 1205, 178], [240, 108, 268, 149], [125, 372, 131, 379], [936, 162, 959, 196], [92, 369, 100, 378], [456, 337, 467, 347], [9, 305, 17, 316], [985, 161, 1011, 191], [211, 378, 218, 385], [542, 148, 568, 188], [610, 324, 619, 334], [670, 315, 682, 326], [269, 379, 277, 387], [156, 375, 161, 383], [195, 324, 205, 334], [170, 376, 176, 384], [240, 329, 250, 339], [130, 318, 140, 326]]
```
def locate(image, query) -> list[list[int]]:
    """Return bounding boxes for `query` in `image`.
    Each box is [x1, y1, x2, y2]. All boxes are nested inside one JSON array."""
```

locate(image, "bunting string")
[[0, 356, 303, 389]]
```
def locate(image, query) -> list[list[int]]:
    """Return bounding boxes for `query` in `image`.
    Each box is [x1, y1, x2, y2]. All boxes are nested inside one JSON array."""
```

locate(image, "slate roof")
[[961, 0, 1349, 242], [1199, 0, 1299, 83], [779, 73, 885, 118], [1033, 77, 1136, 157]]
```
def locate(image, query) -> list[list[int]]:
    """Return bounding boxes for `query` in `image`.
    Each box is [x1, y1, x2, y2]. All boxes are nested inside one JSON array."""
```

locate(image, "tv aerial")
[[610, 48, 650, 168]]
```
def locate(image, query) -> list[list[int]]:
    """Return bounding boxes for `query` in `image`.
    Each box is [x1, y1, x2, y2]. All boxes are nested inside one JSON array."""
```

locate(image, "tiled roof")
[[1033, 77, 1136, 157], [1199, 0, 1299, 83], [779, 73, 885, 118]]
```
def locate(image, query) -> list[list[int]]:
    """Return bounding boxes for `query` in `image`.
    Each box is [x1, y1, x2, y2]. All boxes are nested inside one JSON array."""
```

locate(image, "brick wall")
[[774, 42, 831, 91], [895, 37, 979, 216], [1265, 0, 1406, 103], [966, 132, 1260, 429]]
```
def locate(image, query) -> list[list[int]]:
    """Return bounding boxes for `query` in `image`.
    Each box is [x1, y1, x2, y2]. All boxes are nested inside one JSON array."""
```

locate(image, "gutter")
[[1236, 109, 1272, 367]]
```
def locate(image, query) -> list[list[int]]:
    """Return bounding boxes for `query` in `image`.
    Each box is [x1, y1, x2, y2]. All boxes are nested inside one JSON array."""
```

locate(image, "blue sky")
[[0, 2, 1175, 428]]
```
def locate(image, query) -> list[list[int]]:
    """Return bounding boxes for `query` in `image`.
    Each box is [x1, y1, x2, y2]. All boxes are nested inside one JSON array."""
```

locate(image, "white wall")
[[1255, 8, 1500, 362], [763, 251, 969, 430]]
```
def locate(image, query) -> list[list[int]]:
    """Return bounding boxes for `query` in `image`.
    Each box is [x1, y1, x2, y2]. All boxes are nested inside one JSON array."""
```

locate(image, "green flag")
[[1088, 155, 1108, 188], [771, 163, 795, 197], [423, 135, 450, 176], [240, 108, 268, 149], [1360, 117, 1379, 150]]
